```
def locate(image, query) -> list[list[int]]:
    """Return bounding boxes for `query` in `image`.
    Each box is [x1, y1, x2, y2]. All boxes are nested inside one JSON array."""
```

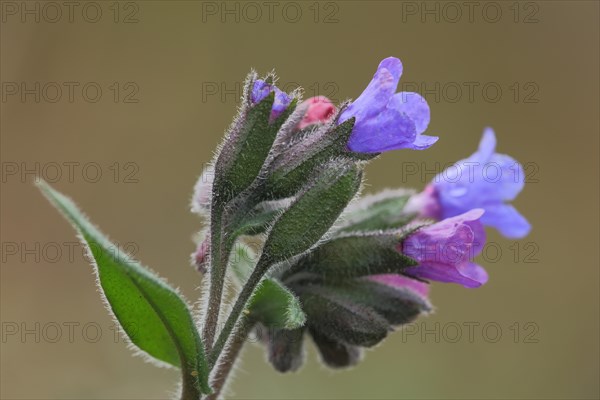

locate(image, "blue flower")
[[409, 128, 531, 239], [251, 79, 292, 120], [339, 57, 438, 153]]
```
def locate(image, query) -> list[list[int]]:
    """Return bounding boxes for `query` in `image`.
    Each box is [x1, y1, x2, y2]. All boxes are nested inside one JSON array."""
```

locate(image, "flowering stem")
[[209, 259, 268, 368], [205, 319, 253, 400], [201, 211, 226, 352], [202, 193, 259, 352], [180, 370, 202, 400]]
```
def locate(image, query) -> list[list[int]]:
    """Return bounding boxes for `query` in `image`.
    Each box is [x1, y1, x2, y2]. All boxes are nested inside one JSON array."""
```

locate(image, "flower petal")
[[405, 134, 439, 150], [402, 209, 485, 267], [340, 57, 403, 123], [272, 87, 292, 119], [481, 203, 531, 239], [251, 79, 272, 104], [404, 261, 486, 288], [473, 127, 497, 161], [347, 109, 417, 153], [390, 92, 430, 134], [457, 262, 488, 288]]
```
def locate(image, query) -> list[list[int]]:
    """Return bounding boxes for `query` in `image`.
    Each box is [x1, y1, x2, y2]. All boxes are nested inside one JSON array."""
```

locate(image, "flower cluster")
[[189, 57, 530, 379], [37, 55, 532, 399]]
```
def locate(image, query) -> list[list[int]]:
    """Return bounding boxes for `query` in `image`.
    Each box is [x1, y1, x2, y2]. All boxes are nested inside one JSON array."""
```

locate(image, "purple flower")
[[251, 79, 292, 120], [408, 128, 530, 239], [402, 209, 488, 288], [339, 57, 438, 153]]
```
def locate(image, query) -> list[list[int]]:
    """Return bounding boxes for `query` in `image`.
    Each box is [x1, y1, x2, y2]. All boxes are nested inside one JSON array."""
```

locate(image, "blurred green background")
[[1, 1, 598, 399]]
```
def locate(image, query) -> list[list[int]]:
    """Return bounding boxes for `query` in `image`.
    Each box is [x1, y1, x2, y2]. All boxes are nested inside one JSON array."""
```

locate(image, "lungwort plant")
[[38, 57, 530, 399]]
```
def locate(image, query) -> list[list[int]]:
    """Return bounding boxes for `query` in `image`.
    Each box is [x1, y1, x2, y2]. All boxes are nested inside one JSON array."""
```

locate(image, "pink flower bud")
[[298, 96, 336, 129], [192, 236, 210, 274]]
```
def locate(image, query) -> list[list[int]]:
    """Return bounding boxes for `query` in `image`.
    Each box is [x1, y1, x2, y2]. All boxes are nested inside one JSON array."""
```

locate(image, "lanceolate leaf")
[[229, 242, 306, 329], [37, 181, 211, 395]]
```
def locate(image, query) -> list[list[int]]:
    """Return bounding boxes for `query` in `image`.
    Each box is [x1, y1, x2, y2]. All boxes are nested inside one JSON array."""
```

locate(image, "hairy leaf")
[[37, 181, 211, 394], [248, 279, 306, 329]]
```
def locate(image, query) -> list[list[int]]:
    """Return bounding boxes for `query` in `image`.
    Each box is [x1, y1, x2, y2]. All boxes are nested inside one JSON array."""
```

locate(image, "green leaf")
[[248, 279, 306, 329], [288, 233, 418, 282], [214, 91, 297, 204], [337, 190, 416, 233], [262, 160, 362, 264], [37, 181, 211, 395]]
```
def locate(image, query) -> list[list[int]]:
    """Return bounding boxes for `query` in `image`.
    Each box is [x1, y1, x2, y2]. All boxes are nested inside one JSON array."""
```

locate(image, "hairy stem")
[[201, 211, 225, 353], [201, 192, 260, 355], [206, 320, 254, 400], [180, 370, 202, 400], [209, 260, 268, 367]]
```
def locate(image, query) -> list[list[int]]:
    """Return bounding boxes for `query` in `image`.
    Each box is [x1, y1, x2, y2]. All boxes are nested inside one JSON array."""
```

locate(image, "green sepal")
[[314, 280, 431, 326], [288, 233, 418, 283], [37, 181, 211, 395], [261, 161, 362, 265], [213, 88, 297, 206], [298, 285, 389, 347], [309, 327, 362, 369], [264, 119, 356, 199], [337, 190, 417, 233], [229, 242, 257, 285], [266, 327, 306, 373], [231, 202, 282, 238]]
